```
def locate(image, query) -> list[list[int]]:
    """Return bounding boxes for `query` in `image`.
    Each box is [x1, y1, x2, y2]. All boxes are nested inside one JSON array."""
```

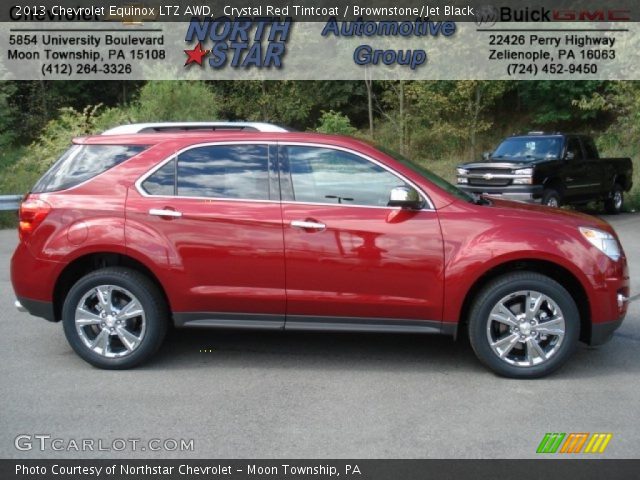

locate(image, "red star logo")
[[184, 42, 209, 66]]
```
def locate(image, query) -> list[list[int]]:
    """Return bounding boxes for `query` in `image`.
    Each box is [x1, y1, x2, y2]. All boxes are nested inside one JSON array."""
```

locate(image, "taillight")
[[18, 197, 51, 242]]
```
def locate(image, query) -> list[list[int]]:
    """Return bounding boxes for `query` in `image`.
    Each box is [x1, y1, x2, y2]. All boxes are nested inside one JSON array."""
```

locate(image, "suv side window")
[[566, 137, 584, 161], [143, 144, 270, 200], [582, 137, 599, 159], [283, 146, 409, 207], [142, 158, 176, 196]]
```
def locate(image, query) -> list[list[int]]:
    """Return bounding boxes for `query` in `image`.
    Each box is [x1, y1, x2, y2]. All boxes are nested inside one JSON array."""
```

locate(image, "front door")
[[278, 144, 444, 331]]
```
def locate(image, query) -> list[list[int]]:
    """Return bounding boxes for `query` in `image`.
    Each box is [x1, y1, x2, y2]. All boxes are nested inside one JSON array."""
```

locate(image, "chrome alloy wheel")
[[486, 290, 565, 367], [613, 190, 623, 211], [545, 197, 559, 208], [74, 285, 146, 358]]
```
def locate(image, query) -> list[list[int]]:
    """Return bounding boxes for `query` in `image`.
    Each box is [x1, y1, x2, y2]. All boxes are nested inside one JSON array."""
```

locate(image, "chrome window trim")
[[135, 141, 436, 211]]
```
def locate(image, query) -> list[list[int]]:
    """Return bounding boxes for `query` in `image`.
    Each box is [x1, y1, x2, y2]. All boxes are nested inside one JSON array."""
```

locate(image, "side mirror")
[[388, 186, 423, 210], [482, 151, 492, 161], [564, 151, 575, 161]]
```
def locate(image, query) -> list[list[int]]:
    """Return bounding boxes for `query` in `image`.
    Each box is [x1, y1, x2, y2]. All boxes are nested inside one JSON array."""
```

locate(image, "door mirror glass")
[[482, 151, 492, 161], [388, 186, 423, 209], [564, 150, 575, 161]]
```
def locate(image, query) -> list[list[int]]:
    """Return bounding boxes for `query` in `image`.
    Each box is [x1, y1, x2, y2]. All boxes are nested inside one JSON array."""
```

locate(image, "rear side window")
[[33, 144, 147, 193], [142, 158, 176, 196], [582, 138, 599, 159], [141, 145, 270, 200], [177, 145, 269, 200]]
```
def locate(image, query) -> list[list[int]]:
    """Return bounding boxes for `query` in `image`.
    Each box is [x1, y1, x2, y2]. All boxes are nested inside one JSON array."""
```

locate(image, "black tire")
[[62, 267, 168, 369], [468, 272, 579, 379], [541, 188, 562, 208], [604, 183, 624, 214]]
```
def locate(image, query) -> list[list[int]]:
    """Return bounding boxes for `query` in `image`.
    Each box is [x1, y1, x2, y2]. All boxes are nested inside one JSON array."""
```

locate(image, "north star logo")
[[183, 16, 291, 69], [184, 42, 209, 66]]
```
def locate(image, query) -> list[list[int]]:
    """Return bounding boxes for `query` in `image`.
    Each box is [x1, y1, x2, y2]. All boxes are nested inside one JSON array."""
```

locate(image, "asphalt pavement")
[[1, 213, 638, 459]]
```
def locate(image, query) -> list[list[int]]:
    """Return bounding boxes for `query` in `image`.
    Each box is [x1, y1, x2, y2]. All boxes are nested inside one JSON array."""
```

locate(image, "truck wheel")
[[62, 267, 168, 369], [604, 184, 624, 214], [468, 272, 579, 379], [542, 189, 562, 208]]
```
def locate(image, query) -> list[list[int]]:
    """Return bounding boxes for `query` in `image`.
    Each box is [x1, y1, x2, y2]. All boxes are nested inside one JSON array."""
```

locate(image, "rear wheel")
[[604, 183, 624, 214], [62, 267, 168, 369], [541, 188, 562, 208], [468, 272, 579, 378]]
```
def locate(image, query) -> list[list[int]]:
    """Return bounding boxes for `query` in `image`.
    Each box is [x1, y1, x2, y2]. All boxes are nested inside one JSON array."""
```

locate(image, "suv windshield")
[[492, 136, 562, 161], [377, 146, 474, 203]]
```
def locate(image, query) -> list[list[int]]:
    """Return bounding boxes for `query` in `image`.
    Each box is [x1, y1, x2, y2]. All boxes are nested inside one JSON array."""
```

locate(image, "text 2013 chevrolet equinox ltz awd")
[[11, 123, 630, 378]]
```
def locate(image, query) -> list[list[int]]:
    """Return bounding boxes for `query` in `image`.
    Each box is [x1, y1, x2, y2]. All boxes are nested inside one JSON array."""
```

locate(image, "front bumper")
[[589, 318, 624, 346], [459, 185, 544, 203]]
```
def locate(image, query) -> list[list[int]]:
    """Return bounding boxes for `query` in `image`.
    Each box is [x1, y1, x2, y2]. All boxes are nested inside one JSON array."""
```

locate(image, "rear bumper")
[[589, 318, 624, 346], [15, 297, 56, 322], [459, 185, 544, 203]]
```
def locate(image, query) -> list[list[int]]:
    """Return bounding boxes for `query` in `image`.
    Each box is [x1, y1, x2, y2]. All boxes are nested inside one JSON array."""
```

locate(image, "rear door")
[[126, 142, 286, 328], [278, 143, 444, 331]]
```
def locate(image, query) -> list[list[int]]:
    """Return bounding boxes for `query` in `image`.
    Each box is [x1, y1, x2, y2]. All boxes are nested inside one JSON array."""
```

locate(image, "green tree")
[[134, 81, 219, 121], [315, 110, 356, 135], [516, 81, 606, 126], [0, 80, 17, 148]]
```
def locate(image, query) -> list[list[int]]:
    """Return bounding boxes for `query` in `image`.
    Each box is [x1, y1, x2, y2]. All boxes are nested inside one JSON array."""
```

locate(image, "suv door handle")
[[290, 220, 326, 231], [149, 208, 182, 218]]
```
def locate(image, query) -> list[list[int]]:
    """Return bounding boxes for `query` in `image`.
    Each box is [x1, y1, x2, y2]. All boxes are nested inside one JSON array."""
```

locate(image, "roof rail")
[[102, 122, 290, 135]]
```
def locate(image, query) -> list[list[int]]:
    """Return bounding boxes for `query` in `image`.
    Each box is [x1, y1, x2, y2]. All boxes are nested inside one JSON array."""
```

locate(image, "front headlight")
[[514, 168, 533, 175], [513, 177, 533, 185], [579, 227, 621, 261], [456, 168, 468, 175]]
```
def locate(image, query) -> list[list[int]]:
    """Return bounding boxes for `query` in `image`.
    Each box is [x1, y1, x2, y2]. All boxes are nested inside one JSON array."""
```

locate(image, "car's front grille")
[[468, 178, 512, 187]]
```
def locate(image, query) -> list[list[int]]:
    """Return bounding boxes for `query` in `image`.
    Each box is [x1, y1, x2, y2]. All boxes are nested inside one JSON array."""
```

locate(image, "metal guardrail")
[[0, 195, 22, 211]]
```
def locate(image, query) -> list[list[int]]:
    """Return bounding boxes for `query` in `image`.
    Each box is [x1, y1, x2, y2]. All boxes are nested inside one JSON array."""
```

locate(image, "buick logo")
[[475, 5, 499, 27]]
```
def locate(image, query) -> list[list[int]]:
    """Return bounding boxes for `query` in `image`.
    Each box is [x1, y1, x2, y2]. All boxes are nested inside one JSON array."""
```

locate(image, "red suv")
[[11, 123, 630, 378]]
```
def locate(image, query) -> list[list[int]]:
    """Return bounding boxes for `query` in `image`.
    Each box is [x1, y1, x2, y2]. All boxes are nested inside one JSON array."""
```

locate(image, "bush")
[[315, 110, 357, 135], [134, 81, 218, 121]]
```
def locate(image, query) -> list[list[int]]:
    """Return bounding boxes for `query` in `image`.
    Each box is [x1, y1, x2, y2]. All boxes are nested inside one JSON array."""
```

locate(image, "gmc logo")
[[552, 9, 631, 21]]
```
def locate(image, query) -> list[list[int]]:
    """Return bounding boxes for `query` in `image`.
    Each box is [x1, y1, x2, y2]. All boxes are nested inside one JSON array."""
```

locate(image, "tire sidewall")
[[62, 269, 167, 369], [469, 274, 579, 378], [605, 184, 623, 214], [542, 189, 562, 208]]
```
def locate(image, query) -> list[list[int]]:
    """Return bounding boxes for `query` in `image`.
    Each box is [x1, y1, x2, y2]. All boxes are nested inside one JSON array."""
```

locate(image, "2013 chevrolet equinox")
[[11, 123, 630, 378]]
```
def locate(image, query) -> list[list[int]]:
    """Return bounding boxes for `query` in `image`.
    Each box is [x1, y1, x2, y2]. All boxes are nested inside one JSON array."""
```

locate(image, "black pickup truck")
[[456, 132, 633, 213]]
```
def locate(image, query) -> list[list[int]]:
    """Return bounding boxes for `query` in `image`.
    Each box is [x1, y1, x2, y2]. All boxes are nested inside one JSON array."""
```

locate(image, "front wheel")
[[468, 272, 579, 378], [62, 267, 168, 369], [541, 189, 562, 208]]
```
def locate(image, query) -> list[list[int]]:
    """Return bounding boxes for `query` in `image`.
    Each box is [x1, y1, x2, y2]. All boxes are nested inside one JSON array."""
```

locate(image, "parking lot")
[[1, 214, 638, 459]]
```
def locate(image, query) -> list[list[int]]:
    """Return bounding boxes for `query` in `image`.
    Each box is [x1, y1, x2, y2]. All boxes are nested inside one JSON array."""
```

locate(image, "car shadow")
[[140, 326, 640, 379], [149, 328, 482, 374]]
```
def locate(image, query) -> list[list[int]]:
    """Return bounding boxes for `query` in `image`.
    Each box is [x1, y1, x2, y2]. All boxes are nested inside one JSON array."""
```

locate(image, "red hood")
[[486, 198, 615, 234]]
